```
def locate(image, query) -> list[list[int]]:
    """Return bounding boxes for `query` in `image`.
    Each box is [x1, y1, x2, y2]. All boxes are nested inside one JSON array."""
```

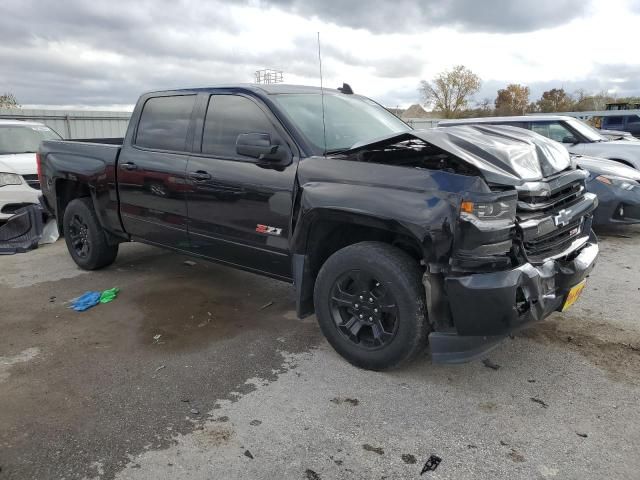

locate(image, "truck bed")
[[39, 139, 125, 235], [40, 139, 122, 170]]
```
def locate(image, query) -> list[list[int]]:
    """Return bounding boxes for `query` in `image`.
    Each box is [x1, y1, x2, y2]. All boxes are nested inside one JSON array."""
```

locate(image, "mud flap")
[[0, 204, 45, 254]]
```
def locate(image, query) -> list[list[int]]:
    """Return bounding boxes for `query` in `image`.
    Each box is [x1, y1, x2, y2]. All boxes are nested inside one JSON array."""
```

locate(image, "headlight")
[[460, 199, 516, 221], [595, 175, 639, 191], [0, 172, 22, 187]]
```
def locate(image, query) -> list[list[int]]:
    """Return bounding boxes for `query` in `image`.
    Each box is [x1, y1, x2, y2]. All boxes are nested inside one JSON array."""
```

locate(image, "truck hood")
[[348, 124, 571, 186], [0, 153, 37, 175]]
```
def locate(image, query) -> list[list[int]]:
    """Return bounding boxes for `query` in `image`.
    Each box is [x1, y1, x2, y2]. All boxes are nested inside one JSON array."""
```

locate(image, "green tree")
[[419, 65, 481, 118], [0, 93, 20, 108], [494, 84, 530, 116], [536, 88, 574, 112]]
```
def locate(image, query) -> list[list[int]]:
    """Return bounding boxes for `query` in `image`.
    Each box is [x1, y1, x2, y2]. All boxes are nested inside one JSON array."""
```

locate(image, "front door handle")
[[120, 162, 138, 171], [189, 171, 212, 181]]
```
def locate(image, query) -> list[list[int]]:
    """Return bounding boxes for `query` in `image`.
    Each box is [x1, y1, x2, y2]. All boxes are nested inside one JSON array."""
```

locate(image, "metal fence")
[[0, 108, 443, 140], [403, 118, 442, 129], [0, 108, 131, 139]]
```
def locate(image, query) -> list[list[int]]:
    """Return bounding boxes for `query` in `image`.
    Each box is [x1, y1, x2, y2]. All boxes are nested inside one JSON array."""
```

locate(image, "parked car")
[[600, 113, 640, 138], [598, 129, 640, 141], [439, 115, 640, 170], [37, 85, 598, 370], [576, 156, 640, 225], [0, 120, 61, 223]]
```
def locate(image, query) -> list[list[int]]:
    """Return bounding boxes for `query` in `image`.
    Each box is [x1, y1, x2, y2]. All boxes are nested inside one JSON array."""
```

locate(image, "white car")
[[439, 115, 640, 170], [0, 119, 62, 223]]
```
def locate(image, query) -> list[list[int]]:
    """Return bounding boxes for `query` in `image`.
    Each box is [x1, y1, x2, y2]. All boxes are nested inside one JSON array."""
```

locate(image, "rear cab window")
[[135, 95, 196, 151]]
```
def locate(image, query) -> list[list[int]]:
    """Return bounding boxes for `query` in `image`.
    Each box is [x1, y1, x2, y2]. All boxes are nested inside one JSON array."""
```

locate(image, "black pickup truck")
[[37, 84, 599, 370]]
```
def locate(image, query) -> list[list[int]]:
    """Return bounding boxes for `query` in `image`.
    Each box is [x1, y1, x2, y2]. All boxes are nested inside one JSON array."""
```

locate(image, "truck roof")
[[143, 83, 342, 97]]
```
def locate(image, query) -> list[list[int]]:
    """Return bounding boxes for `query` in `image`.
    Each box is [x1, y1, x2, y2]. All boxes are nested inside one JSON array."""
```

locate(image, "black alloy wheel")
[[314, 241, 428, 370], [330, 270, 399, 349], [68, 213, 91, 258], [63, 198, 119, 270]]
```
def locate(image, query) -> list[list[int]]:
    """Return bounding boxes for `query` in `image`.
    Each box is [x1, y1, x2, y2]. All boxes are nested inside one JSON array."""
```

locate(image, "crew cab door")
[[184, 93, 297, 279], [117, 94, 196, 247]]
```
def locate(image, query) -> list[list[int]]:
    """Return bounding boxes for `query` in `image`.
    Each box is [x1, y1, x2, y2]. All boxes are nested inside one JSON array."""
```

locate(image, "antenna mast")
[[317, 32, 327, 154]]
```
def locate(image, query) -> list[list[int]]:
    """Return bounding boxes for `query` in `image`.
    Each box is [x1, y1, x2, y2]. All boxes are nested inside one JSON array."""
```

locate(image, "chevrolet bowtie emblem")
[[553, 209, 572, 227]]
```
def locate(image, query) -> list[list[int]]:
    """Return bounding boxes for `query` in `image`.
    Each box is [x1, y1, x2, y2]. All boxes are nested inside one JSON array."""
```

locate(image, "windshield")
[[0, 125, 62, 154], [272, 93, 411, 153], [566, 118, 607, 142]]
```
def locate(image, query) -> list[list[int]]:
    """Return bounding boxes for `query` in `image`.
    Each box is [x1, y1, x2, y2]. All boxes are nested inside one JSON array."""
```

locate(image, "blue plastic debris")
[[71, 291, 101, 312]]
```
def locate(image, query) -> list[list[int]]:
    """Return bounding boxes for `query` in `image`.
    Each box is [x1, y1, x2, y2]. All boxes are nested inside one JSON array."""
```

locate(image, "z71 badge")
[[256, 224, 283, 236]]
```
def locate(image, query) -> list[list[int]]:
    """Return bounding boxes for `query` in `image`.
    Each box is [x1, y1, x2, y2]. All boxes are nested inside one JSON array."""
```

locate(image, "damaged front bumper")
[[429, 237, 598, 363]]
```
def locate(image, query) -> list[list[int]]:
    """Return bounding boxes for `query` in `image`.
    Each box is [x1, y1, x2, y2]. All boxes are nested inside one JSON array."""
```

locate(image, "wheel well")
[[55, 179, 91, 232], [306, 220, 424, 282], [293, 219, 425, 318]]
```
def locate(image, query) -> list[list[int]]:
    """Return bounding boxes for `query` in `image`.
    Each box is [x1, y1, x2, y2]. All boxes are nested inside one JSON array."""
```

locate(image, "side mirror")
[[562, 135, 578, 144], [236, 133, 284, 161]]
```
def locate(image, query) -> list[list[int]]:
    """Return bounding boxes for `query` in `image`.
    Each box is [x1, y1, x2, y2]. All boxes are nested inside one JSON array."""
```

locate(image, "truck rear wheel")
[[63, 198, 119, 270], [314, 241, 428, 370]]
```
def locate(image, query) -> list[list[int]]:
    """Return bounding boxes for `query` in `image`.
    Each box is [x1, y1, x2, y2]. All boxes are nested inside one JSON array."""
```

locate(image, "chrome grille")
[[516, 169, 589, 262], [518, 182, 583, 214], [523, 219, 583, 263]]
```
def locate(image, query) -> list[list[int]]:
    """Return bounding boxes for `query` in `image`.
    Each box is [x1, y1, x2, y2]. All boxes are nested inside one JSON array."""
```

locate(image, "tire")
[[63, 197, 119, 270], [314, 241, 428, 370]]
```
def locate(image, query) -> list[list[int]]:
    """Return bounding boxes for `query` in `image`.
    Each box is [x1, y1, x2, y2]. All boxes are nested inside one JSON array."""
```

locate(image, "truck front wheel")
[[314, 241, 428, 370], [63, 198, 119, 270]]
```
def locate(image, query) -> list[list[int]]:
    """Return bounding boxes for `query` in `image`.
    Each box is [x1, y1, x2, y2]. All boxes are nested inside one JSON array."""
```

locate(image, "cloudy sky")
[[1, 0, 639, 110]]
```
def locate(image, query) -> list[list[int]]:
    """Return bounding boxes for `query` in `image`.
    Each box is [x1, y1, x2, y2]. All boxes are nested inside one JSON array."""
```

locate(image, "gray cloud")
[[475, 64, 640, 106], [249, 0, 591, 33], [0, 0, 419, 106], [0, 0, 632, 109]]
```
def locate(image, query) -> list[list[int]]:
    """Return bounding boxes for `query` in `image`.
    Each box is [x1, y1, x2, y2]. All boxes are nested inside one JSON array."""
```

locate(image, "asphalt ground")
[[1, 225, 639, 480]]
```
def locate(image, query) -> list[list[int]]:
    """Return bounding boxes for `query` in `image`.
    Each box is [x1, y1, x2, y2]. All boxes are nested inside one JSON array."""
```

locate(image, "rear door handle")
[[189, 171, 212, 181], [120, 162, 138, 171]]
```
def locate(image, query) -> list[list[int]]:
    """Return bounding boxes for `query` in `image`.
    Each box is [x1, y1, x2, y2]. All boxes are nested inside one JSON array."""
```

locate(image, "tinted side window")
[[202, 95, 279, 159], [603, 116, 624, 126], [136, 95, 196, 151], [530, 121, 573, 142]]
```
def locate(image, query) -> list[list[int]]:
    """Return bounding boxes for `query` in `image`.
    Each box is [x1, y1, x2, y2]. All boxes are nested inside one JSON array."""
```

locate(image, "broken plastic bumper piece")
[[430, 239, 598, 363], [0, 203, 45, 254]]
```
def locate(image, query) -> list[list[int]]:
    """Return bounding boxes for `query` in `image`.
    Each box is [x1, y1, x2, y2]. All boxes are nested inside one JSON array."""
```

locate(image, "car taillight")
[[36, 152, 43, 184]]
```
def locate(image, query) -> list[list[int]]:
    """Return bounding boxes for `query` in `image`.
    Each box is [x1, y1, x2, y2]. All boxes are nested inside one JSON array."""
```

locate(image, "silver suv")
[[439, 115, 640, 170]]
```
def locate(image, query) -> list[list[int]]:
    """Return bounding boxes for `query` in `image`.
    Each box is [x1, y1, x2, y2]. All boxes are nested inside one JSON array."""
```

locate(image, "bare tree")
[[419, 65, 481, 118], [0, 93, 20, 109], [495, 84, 530, 116]]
